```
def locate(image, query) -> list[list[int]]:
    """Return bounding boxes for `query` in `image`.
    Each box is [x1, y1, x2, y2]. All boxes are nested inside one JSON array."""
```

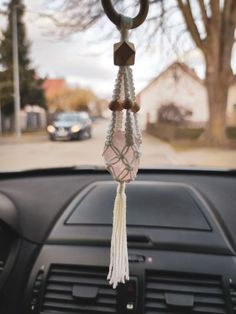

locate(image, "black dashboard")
[[0, 168, 236, 314]]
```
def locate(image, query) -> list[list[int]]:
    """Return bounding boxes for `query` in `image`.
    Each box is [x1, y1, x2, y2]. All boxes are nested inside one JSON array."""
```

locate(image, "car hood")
[[53, 121, 79, 128]]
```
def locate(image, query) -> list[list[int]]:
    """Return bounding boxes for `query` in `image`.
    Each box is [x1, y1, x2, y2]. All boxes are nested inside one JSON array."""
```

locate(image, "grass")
[[171, 128, 236, 151], [170, 140, 206, 152], [173, 127, 236, 141], [147, 124, 236, 151], [175, 128, 203, 140], [227, 127, 236, 139]]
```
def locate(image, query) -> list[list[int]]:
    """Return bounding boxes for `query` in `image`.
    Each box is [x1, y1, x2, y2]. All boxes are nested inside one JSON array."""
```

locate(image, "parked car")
[[47, 112, 92, 141]]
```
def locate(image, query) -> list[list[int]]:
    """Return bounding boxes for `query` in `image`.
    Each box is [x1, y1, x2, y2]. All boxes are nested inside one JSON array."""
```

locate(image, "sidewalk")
[[176, 147, 236, 169], [0, 131, 46, 145]]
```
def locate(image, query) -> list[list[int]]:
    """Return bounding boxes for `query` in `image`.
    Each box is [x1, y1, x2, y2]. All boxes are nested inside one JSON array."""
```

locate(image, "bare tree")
[[177, 0, 236, 145], [44, 0, 236, 146]]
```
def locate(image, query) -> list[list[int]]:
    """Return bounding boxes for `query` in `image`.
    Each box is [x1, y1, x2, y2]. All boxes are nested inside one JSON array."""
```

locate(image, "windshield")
[[1, 1, 236, 172], [55, 113, 84, 123]]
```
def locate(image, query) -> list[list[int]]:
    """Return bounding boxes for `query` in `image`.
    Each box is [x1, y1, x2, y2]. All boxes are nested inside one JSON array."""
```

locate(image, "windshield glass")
[[55, 113, 83, 123], [1, 0, 236, 171]]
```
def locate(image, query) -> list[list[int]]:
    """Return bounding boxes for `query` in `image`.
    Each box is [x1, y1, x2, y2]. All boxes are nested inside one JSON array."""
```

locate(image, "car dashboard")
[[0, 168, 236, 314]]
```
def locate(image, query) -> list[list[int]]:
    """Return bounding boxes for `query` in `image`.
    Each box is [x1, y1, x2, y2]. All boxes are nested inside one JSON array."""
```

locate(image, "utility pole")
[[12, 5, 21, 138], [0, 11, 4, 135], [0, 101, 2, 135]]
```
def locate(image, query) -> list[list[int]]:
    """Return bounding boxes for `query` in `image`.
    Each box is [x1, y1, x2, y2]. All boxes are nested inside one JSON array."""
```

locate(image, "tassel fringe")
[[107, 182, 129, 289]]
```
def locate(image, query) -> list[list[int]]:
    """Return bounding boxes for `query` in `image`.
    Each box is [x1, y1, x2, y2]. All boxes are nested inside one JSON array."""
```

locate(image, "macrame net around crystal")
[[103, 67, 142, 183], [102, 17, 142, 289]]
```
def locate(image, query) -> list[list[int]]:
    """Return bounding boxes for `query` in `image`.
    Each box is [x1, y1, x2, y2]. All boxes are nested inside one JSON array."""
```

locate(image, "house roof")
[[138, 62, 205, 97], [43, 78, 66, 98]]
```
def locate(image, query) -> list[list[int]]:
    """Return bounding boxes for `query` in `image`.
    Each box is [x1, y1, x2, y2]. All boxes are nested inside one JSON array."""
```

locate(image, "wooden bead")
[[114, 41, 135, 66], [123, 99, 133, 110], [131, 102, 140, 113], [109, 100, 123, 111]]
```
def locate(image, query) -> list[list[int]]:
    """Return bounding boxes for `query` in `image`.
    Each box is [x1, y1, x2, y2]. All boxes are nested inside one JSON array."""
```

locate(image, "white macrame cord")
[[103, 15, 142, 289], [107, 182, 129, 288]]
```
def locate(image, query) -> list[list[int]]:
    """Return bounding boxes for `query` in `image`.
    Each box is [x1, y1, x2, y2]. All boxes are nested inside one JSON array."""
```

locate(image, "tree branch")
[[219, 0, 235, 79], [223, 0, 233, 24], [198, 0, 209, 34], [177, 0, 204, 51], [210, 0, 220, 19]]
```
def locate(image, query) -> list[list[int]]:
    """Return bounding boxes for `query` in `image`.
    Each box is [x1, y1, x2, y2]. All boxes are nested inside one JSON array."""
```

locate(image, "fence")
[[0, 105, 46, 133]]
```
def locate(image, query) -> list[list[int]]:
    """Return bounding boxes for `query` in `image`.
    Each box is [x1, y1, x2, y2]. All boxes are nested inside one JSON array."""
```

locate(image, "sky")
[[0, 0, 205, 98]]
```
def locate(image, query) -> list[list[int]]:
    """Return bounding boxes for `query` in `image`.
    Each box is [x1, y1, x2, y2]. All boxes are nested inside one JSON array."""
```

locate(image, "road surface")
[[1, 119, 236, 171]]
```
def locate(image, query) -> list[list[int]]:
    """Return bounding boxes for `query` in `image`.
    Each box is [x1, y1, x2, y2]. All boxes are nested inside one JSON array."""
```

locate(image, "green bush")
[[175, 128, 203, 140], [227, 127, 236, 139], [147, 123, 236, 141]]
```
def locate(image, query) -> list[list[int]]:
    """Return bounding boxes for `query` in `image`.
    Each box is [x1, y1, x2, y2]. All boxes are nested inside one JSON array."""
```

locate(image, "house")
[[138, 62, 236, 128]]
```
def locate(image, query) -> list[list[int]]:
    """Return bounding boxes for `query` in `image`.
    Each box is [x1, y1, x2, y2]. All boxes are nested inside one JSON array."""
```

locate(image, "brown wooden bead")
[[114, 41, 135, 66], [123, 99, 133, 110], [109, 100, 123, 111], [131, 102, 140, 113]]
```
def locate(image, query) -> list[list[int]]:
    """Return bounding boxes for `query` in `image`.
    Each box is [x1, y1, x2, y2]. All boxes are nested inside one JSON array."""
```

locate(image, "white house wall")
[[139, 67, 209, 128]]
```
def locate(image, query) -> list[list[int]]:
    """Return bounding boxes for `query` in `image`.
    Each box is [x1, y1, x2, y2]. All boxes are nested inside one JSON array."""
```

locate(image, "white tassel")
[[107, 182, 129, 289]]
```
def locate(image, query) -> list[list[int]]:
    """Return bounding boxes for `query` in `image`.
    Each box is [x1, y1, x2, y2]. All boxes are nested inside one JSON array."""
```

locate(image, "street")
[[1, 119, 236, 171]]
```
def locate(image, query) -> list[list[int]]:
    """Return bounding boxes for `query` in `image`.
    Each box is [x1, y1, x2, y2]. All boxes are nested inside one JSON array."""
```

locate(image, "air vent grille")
[[145, 271, 227, 314], [229, 279, 236, 313], [0, 225, 15, 278], [0, 259, 4, 275], [41, 264, 117, 314]]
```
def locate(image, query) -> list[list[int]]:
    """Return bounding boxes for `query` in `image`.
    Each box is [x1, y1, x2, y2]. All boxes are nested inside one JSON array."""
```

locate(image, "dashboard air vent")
[[41, 264, 117, 313], [30, 267, 45, 313], [145, 271, 227, 313], [0, 224, 17, 280], [229, 279, 236, 313], [0, 259, 4, 275]]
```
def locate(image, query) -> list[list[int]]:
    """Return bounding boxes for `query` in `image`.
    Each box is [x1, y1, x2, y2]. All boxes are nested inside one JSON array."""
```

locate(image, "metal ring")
[[101, 0, 149, 29]]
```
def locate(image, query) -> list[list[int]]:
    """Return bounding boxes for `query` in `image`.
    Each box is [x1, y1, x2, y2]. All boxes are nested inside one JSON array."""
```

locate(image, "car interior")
[[1, 0, 236, 314], [0, 167, 236, 314]]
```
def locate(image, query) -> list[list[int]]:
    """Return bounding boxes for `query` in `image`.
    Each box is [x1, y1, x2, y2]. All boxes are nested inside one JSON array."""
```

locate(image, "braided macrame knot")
[[103, 14, 142, 289]]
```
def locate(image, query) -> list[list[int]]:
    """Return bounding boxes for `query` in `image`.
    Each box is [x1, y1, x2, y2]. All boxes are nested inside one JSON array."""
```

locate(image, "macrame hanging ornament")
[[103, 17, 142, 289]]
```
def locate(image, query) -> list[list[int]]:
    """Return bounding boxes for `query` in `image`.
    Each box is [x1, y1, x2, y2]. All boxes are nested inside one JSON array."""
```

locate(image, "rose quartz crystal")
[[103, 130, 140, 182]]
